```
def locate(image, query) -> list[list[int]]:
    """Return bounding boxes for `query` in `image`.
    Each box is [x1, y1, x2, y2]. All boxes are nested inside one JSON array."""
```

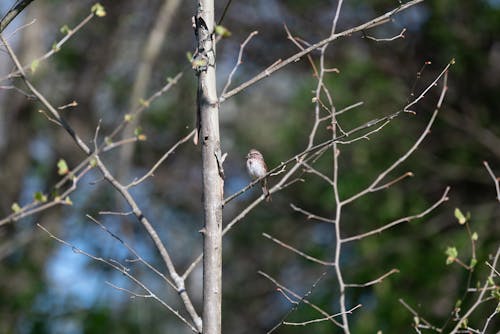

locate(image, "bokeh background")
[[0, 0, 499, 333]]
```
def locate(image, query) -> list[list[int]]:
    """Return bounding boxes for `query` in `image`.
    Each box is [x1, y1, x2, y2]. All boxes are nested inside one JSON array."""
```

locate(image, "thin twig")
[[99, 210, 133, 216], [263, 233, 335, 266], [483, 161, 500, 202], [276, 288, 298, 305], [300, 161, 334, 186], [220, 30, 258, 96], [290, 203, 335, 224], [336, 119, 391, 144], [335, 101, 363, 116], [127, 130, 196, 187], [1, 18, 36, 42], [284, 23, 319, 79], [342, 187, 450, 243], [345, 268, 399, 287], [283, 304, 362, 326], [106, 281, 153, 299], [362, 28, 406, 42], [371, 172, 414, 192]]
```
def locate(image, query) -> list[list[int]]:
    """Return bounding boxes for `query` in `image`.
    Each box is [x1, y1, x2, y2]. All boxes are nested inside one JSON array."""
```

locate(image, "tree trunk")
[[196, 1, 223, 333]]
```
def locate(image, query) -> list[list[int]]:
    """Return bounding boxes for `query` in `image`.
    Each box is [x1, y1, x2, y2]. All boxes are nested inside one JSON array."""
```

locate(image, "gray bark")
[[196, 0, 223, 333]]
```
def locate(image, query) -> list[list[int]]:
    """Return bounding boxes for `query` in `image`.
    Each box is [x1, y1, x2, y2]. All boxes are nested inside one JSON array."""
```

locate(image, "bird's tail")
[[262, 178, 272, 202]]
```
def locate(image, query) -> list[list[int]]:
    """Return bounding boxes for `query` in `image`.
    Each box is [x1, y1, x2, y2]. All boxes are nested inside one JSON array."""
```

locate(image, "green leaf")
[[57, 159, 69, 175], [454, 208, 467, 225], [138, 98, 149, 107], [11, 202, 21, 213], [471, 232, 478, 241], [445, 246, 458, 265], [34, 192, 48, 203], [494, 287, 500, 299], [186, 51, 193, 62], [134, 127, 143, 136], [91, 3, 106, 17], [469, 258, 477, 269], [215, 25, 232, 37], [60, 24, 71, 35], [89, 157, 97, 167], [64, 196, 73, 205], [30, 59, 40, 73], [124, 113, 133, 122]]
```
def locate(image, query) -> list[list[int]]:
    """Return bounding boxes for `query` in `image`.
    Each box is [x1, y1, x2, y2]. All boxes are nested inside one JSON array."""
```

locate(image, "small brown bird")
[[246, 149, 271, 202]]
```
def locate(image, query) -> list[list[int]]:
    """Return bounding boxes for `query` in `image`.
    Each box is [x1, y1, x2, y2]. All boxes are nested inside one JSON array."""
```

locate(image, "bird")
[[246, 149, 271, 202]]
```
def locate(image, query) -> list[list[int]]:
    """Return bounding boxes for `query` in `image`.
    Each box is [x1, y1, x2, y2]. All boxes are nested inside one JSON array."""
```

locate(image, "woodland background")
[[0, 0, 499, 333]]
